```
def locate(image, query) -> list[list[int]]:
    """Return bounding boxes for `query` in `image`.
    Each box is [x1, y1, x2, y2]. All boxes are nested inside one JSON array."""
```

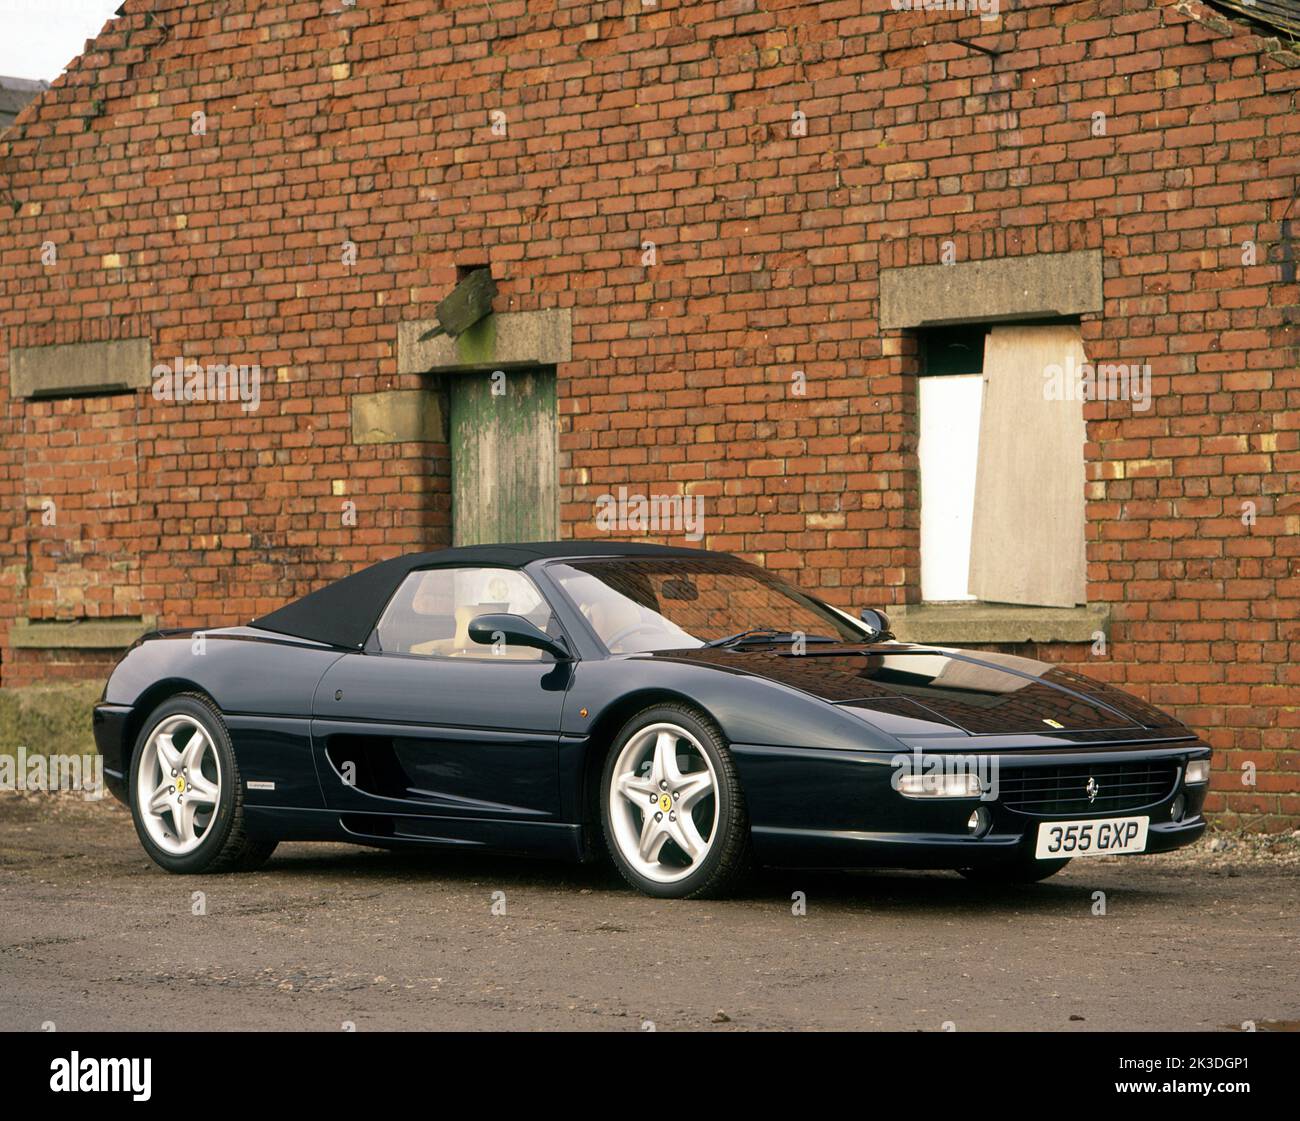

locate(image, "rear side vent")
[[325, 735, 412, 799]]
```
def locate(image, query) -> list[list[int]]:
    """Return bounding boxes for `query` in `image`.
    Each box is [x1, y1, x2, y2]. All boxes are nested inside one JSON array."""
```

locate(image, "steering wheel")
[[602, 622, 664, 653]]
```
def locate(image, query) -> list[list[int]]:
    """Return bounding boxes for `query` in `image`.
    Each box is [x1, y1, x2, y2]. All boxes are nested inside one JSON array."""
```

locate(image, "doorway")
[[448, 367, 558, 546]]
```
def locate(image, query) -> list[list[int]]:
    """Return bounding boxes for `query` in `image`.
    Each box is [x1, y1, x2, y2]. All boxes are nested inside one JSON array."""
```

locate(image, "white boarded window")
[[968, 324, 1087, 607], [918, 323, 1087, 608], [919, 374, 983, 601]]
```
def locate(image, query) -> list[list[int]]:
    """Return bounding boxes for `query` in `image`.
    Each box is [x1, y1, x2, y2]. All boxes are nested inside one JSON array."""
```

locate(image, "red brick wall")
[[0, 0, 1295, 826]]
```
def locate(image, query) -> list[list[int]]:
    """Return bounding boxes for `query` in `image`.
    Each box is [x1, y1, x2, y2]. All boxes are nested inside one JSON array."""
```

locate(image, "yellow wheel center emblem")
[[658, 793, 672, 813], [175, 776, 186, 793]]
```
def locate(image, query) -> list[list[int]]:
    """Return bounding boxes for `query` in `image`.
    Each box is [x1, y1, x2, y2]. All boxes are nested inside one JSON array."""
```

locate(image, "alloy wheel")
[[608, 721, 719, 884], [135, 714, 222, 855]]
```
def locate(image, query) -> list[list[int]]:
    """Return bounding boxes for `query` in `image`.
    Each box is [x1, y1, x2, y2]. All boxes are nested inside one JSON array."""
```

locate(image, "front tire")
[[128, 693, 276, 874], [601, 703, 752, 899]]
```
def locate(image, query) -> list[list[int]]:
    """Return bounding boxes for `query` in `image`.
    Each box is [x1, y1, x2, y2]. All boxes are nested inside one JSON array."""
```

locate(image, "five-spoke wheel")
[[136, 714, 221, 855], [601, 704, 751, 898], [609, 721, 719, 884], [128, 693, 276, 874]]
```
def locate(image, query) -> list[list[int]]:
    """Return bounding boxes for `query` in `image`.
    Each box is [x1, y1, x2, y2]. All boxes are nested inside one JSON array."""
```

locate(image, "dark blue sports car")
[[93, 543, 1210, 897]]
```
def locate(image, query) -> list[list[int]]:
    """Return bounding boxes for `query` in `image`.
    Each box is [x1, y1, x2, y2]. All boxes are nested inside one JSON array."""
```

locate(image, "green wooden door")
[[449, 369, 558, 546]]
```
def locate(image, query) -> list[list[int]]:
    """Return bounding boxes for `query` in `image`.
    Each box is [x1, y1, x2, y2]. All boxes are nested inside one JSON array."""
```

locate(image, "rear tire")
[[128, 693, 277, 874], [959, 857, 1070, 884], [600, 703, 752, 899]]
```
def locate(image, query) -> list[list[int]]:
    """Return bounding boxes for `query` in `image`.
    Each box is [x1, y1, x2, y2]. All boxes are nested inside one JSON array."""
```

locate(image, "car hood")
[[640, 644, 1178, 737]]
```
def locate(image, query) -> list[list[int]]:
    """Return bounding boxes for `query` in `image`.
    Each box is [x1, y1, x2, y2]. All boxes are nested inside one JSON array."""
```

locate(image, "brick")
[[0, 0, 1294, 827]]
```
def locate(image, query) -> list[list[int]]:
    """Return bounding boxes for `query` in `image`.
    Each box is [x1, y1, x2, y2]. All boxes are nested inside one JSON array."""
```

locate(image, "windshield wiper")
[[703, 627, 781, 648], [703, 628, 840, 649]]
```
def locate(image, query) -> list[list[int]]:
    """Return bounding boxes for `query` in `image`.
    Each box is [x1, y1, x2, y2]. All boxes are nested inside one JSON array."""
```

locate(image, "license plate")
[[1034, 815, 1149, 859]]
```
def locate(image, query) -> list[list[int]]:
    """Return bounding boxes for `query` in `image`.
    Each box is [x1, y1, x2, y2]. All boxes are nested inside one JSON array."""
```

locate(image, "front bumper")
[[92, 702, 134, 805], [733, 740, 1211, 870]]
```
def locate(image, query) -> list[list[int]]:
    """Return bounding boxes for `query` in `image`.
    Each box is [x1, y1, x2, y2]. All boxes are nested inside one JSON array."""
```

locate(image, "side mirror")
[[468, 613, 571, 660], [858, 608, 893, 641]]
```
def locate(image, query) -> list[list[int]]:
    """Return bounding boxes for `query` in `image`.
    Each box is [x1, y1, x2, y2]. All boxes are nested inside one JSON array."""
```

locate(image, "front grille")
[[997, 760, 1178, 816]]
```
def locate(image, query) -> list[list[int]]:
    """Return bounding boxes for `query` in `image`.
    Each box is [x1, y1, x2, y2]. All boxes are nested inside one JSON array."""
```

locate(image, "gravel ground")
[[1, 793, 1297, 1032]]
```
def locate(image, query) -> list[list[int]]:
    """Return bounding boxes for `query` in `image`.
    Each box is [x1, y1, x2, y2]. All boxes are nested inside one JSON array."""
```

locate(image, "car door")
[[309, 566, 571, 821]]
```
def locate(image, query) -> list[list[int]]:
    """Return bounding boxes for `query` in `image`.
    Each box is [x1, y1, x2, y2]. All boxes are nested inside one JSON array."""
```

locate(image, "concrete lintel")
[[351, 388, 445, 445], [398, 308, 572, 374], [11, 338, 153, 398], [891, 602, 1110, 646], [11, 617, 157, 649], [879, 251, 1103, 330]]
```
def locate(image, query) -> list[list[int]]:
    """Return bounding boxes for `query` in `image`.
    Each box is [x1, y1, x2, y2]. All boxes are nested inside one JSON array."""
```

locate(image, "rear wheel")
[[129, 693, 276, 874], [959, 857, 1070, 884], [601, 704, 752, 899]]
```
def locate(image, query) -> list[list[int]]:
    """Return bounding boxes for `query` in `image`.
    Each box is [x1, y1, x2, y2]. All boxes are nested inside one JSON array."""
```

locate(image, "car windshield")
[[548, 557, 868, 654]]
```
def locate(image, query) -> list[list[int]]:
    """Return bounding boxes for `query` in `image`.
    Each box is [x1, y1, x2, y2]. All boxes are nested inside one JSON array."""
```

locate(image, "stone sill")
[[11, 617, 157, 650], [891, 603, 1109, 646]]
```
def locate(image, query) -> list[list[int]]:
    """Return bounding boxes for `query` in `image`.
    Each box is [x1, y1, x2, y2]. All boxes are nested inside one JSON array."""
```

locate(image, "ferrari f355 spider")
[[94, 543, 1210, 897]]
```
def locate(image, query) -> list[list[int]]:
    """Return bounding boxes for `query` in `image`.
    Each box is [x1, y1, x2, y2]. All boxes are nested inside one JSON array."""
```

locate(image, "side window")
[[373, 567, 554, 661]]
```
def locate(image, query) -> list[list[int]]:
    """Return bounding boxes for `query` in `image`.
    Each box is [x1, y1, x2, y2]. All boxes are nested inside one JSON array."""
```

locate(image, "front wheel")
[[959, 857, 1070, 884], [129, 693, 276, 874], [601, 704, 752, 899]]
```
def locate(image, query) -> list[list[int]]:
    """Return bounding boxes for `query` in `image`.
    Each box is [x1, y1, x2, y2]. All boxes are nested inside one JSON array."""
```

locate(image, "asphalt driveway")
[[1, 795, 1296, 1032]]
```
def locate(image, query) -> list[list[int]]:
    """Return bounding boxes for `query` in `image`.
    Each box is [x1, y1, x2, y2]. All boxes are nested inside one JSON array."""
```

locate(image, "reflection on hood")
[[643, 645, 1172, 736]]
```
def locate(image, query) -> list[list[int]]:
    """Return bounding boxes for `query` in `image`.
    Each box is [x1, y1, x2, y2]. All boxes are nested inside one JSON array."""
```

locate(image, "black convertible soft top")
[[249, 541, 712, 649]]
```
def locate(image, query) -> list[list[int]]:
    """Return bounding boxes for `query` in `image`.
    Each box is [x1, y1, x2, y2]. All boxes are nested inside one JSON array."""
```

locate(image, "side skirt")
[[243, 805, 585, 862]]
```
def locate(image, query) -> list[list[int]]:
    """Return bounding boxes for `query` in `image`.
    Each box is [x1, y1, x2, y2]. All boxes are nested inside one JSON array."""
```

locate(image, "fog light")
[[1171, 794, 1186, 822], [898, 773, 983, 798], [1186, 759, 1210, 784], [967, 807, 991, 837]]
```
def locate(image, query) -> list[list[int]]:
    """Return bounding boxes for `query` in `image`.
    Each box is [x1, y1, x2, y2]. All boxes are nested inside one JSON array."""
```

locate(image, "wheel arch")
[[577, 688, 724, 859]]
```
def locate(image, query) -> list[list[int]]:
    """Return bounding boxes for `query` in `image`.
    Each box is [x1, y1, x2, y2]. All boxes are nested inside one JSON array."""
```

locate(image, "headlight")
[[897, 773, 983, 798], [1185, 759, 1210, 785]]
